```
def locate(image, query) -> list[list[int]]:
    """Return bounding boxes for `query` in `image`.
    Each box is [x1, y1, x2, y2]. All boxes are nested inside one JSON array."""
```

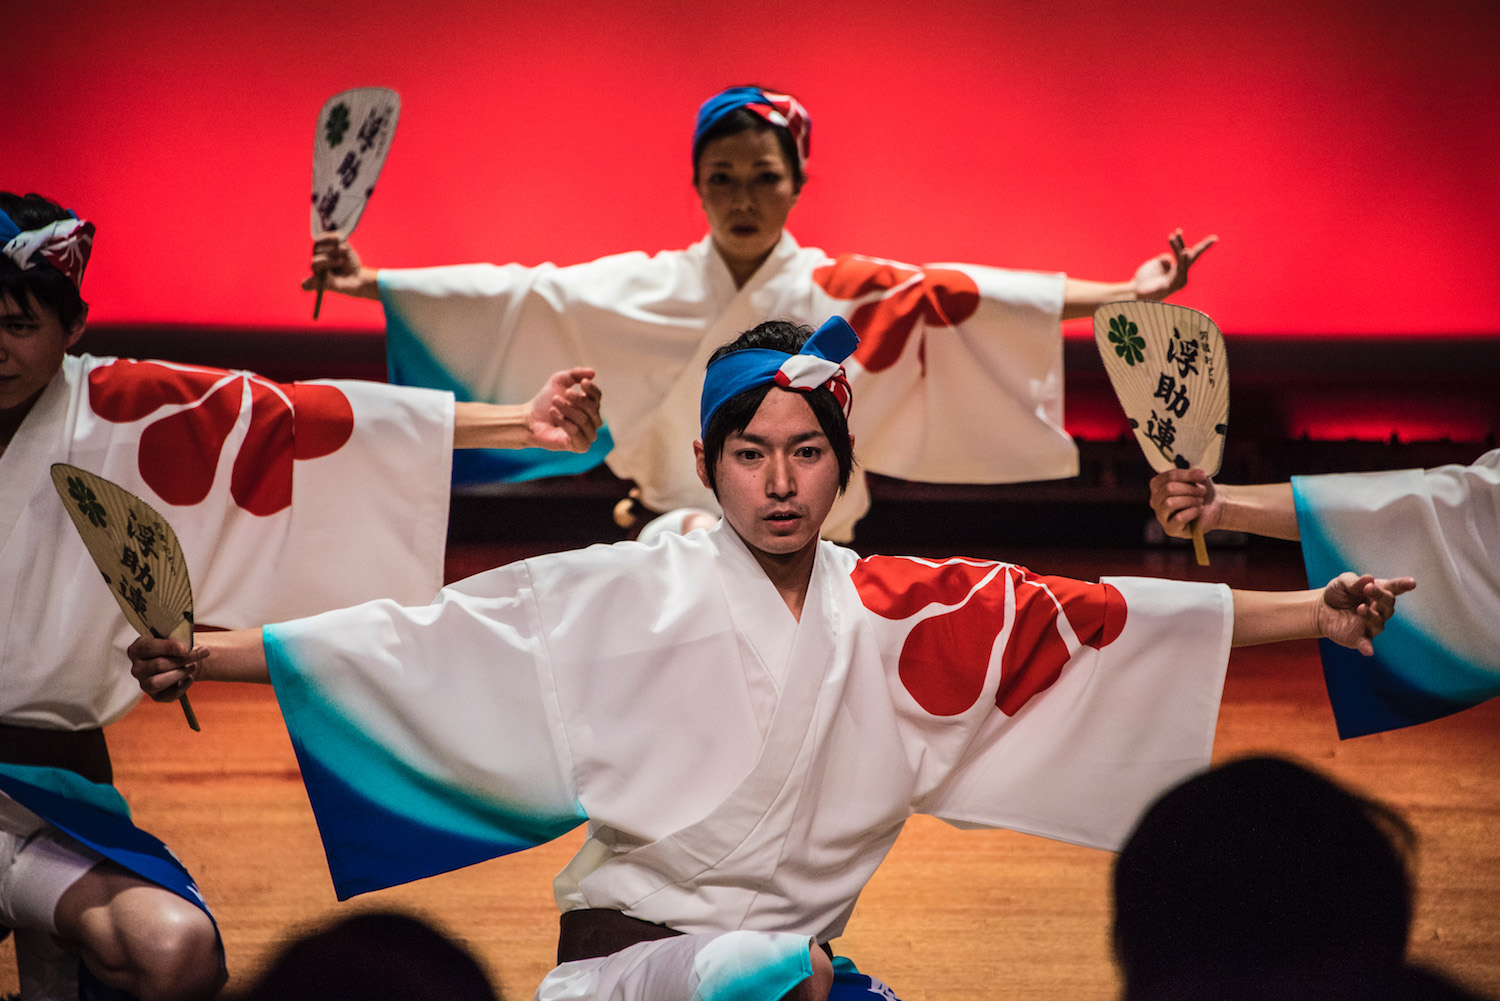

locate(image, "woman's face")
[[694, 128, 799, 286]]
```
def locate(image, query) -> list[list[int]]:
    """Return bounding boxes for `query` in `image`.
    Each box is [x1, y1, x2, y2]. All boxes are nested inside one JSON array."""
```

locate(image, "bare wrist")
[[452, 402, 530, 450], [356, 267, 381, 299]]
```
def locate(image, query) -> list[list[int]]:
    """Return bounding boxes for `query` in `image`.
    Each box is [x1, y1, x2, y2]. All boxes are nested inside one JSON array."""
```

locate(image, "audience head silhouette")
[[1113, 755, 1415, 999], [232, 909, 502, 1001]]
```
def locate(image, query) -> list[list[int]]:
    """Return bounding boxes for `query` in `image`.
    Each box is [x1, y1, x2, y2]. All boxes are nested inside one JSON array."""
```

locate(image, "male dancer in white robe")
[[129, 317, 1410, 1001], [1150, 460, 1498, 736], [0, 191, 600, 1001]]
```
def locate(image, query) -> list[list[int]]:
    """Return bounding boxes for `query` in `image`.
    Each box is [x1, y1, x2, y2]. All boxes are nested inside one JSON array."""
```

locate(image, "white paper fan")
[[51, 463, 200, 730], [311, 86, 400, 318], [1094, 301, 1229, 564], [311, 87, 400, 235]]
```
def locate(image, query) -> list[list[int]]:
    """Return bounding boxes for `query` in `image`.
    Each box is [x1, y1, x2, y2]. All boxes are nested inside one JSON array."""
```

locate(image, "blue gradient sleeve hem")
[[0, 765, 216, 924], [264, 623, 585, 899], [1294, 476, 1500, 737], [380, 278, 613, 484]]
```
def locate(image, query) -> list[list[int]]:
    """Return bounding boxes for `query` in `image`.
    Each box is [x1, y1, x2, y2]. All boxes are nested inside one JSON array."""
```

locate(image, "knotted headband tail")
[[1, 211, 95, 289], [700, 316, 858, 437]]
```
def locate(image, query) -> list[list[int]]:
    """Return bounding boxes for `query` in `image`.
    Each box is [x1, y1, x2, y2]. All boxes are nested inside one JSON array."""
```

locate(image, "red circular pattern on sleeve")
[[851, 556, 1127, 718], [136, 379, 245, 505], [87, 360, 356, 517], [812, 256, 980, 374]]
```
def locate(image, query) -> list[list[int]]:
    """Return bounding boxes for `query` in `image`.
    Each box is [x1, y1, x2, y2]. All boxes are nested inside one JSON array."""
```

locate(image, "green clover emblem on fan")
[[1108, 314, 1146, 366], [324, 103, 351, 148], [67, 476, 107, 528]]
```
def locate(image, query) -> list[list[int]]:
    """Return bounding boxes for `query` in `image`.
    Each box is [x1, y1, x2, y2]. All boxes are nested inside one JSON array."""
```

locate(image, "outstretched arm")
[[1231, 573, 1416, 655], [1060, 229, 1217, 321], [453, 368, 603, 452], [128, 629, 269, 701], [1150, 468, 1301, 541], [302, 232, 381, 300]]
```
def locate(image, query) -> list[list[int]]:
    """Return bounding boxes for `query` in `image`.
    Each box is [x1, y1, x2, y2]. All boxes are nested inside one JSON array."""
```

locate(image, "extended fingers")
[[1184, 234, 1219, 263], [1349, 575, 1405, 655], [1360, 575, 1416, 620], [1168, 228, 1186, 259]]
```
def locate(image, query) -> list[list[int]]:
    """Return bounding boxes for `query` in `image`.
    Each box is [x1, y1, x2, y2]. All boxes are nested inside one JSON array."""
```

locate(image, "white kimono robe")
[[0, 354, 453, 730], [263, 522, 1232, 999], [0, 353, 452, 979], [379, 232, 1077, 540], [1293, 449, 1500, 737]]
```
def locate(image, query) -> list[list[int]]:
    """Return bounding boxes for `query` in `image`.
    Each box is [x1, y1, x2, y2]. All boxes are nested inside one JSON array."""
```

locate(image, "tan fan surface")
[[1093, 301, 1228, 475], [51, 463, 194, 643], [51, 463, 199, 728]]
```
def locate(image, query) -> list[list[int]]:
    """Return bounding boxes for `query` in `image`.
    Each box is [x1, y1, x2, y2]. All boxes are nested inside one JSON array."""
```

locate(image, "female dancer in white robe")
[[307, 86, 1216, 540], [127, 318, 1410, 1001]]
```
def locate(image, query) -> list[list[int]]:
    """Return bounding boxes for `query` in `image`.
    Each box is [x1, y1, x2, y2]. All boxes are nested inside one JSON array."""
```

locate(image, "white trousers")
[[2, 794, 104, 1001]]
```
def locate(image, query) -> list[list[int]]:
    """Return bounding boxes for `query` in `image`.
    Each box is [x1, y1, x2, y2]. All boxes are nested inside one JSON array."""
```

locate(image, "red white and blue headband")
[[693, 86, 811, 166], [700, 316, 858, 438], [0, 209, 95, 290]]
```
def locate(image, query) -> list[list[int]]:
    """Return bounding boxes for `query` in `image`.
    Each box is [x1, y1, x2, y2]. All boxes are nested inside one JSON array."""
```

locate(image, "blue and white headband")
[[0, 208, 94, 289], [700, 316, 858, 438], [693, 86, 811, 166]]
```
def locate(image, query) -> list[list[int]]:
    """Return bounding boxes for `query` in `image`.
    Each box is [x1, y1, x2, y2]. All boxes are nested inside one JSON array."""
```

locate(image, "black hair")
[[692, 105, 806, 194], [232, 910, 501, 1001], [0, 191, 89, 330], [701, 319, 853, 493], [1113, 755, 1415, 997]]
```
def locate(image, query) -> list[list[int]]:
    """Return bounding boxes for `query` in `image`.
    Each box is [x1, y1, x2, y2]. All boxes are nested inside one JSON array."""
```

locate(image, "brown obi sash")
[[0, 721, 113, 785], [557, 908, 834, 965], [558, 908, 683, 964]]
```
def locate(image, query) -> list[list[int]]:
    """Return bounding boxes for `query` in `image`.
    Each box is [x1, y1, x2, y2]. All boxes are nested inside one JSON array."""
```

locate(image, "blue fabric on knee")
[[829, 956, 903, 1001]]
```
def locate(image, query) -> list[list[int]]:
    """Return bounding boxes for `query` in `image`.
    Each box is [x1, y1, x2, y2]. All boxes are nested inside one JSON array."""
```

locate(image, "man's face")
[[695, 388, 842, 564], [0, 292, 84, 412]]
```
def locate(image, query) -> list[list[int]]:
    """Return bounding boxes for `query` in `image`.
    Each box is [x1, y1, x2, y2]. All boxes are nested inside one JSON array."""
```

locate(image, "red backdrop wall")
[[9, 0, 1499, 336]]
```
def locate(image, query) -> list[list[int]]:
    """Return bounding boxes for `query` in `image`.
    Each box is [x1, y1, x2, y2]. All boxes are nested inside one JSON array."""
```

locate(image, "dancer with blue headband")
[[0, 190, 604, 1001], [130, 316, 1409, 1001], [307, 84, 1216, 542]]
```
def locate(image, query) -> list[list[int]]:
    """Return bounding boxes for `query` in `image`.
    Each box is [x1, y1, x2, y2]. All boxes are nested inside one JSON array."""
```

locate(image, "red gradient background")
[[9, 1, 1499, 340]]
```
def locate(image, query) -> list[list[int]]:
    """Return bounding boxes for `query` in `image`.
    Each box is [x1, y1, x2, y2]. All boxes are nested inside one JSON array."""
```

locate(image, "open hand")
[[1133, 229, 1218, 301], [1317, 573, 1417, 656]]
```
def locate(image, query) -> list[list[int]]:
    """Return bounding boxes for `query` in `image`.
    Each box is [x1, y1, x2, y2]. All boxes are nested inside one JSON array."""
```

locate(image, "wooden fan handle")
[[164, 623, 201, 731], [313, 274, 326, 320], [179, 694, 201, 732], [1190, 519, 1209, 566]]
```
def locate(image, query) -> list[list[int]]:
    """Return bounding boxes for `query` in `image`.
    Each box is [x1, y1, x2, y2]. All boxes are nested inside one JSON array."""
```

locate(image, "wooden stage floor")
[[5, 540, 1497, 1000]]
